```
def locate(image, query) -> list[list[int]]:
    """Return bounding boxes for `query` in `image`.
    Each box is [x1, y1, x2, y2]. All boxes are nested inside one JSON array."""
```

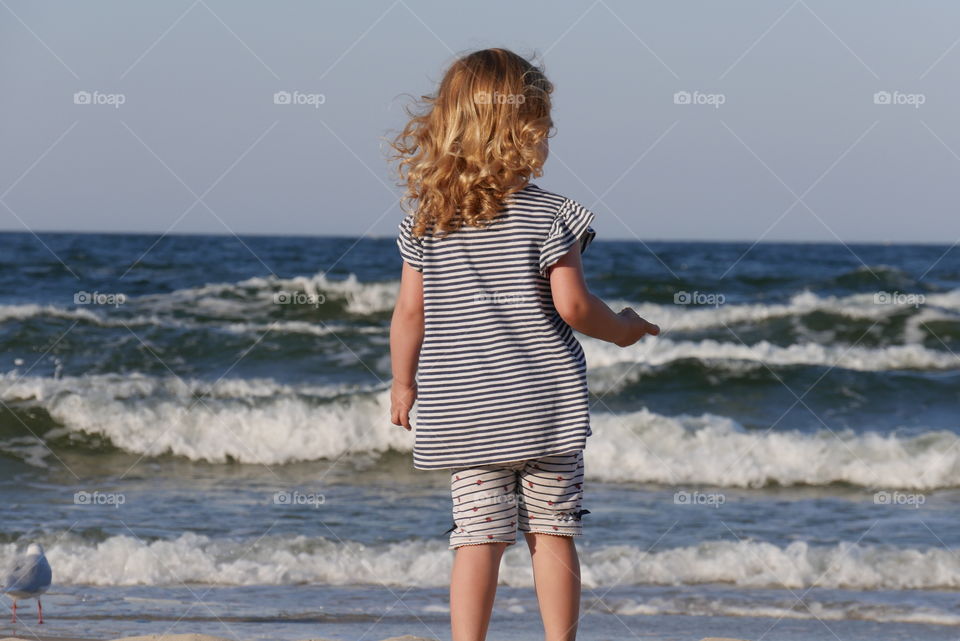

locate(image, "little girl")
[[388, 48, 659, 641]]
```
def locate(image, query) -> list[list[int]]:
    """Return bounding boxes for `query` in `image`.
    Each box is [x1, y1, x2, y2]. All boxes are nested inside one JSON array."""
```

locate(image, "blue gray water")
[[1, 232, 959, 640]]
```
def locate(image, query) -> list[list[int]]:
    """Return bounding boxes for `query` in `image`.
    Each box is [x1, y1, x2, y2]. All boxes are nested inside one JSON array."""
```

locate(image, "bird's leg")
[[10, 600, 16, 623], [37, 599, 43, 624]]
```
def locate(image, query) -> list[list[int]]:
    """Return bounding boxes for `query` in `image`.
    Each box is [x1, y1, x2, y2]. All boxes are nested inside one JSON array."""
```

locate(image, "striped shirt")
[[396, 183, 597, 470]]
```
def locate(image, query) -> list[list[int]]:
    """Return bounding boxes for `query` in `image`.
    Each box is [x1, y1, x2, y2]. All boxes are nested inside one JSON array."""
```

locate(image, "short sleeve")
[[396, 213, 424, 272], [538, 199, 597, 277]]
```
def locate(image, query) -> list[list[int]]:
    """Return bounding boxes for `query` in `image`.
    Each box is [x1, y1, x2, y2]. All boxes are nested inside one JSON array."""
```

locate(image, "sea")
[[1, 231, 958, 641]]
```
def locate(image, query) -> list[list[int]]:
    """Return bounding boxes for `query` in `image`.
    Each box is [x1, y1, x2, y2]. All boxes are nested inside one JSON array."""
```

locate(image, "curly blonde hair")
[[388, 48, 554, 237]]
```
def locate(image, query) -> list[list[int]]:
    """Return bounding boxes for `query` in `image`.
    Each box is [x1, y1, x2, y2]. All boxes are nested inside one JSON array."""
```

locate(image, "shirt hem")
[[412, 438, 588, 471]]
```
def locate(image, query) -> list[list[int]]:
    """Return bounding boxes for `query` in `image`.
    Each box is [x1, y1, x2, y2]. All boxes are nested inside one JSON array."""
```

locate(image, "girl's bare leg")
[[525, 533, 580, 641], [450, 541, 509, 641]]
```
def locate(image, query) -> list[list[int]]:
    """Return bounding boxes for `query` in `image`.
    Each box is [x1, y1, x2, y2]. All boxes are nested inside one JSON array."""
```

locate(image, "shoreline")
[[0, 634, 744, 641], [1, 635, 440, 641]]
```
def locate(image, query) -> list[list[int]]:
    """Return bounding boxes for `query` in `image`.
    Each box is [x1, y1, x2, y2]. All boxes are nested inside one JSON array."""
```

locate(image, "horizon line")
[[0, 228, 954, 247]]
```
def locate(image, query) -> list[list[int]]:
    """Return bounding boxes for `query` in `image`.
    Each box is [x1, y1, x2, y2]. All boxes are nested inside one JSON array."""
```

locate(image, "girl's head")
[[390, 48, 554, 237]]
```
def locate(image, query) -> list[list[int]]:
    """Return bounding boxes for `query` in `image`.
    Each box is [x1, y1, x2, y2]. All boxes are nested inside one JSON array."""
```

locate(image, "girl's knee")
[[524, 531, 578, 550], [454, 540, 511, 555]]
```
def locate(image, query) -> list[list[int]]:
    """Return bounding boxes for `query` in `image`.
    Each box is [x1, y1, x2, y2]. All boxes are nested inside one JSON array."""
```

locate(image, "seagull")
[[4, 543, 52, 624]]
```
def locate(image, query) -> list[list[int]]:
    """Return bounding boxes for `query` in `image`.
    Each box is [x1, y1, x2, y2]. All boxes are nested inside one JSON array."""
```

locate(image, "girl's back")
[[397, 182, 597, 470]]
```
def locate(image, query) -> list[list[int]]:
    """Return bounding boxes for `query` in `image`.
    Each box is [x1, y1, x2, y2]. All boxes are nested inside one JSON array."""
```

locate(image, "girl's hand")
[[615, 308, 660, 347], [390, 381, 417, 431]]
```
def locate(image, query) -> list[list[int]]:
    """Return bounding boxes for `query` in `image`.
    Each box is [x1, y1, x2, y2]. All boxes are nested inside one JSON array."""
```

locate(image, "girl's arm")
[[390, 261, 424, 430], [548, 243, 659, 346]]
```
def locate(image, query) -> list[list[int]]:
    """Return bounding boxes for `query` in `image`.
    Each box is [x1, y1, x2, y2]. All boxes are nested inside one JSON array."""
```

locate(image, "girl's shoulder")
[[512, 183, 595, 224], [508, 183, 580, 218]]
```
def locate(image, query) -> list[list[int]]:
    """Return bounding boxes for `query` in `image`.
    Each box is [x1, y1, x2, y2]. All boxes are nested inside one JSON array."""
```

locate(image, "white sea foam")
[[135, 272, 401, 316], [10, 533, 958, 593], [0, 303, 112, 324], [271, 273, 400, 315], [582, 337, 960, 387], [0, 372, 401, 465], [2, 373, 958, 489], [601, 595, 960, 626], [605, 288, 960, 332], [0, 304, 382, 340], [608, 291, 886, 331], [0, 271, 400, 333], [587, 408, 960, 489]]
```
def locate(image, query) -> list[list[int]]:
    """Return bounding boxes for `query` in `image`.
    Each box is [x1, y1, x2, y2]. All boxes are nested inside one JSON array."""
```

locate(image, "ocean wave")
[[11, 533, 959, 592], [0, 271, 401, 333], [5, 301, 955, 376], [587, 409, 959, 489], [582, 337, 960, 385], [0, 372, 401, 465], [0, 303, 111, 325], [600, 595, 960, 626], [0, 303, 382, 339], [6, 277, 958, 337], [600, 288, 960, 332], [134, 271, 400, 316], [2, 374, 958, 489]]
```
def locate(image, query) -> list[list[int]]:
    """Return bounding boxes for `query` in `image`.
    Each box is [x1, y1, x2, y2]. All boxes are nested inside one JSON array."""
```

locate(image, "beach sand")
[[2, 636, 438, 641], [0, 634, 743, 641], [3, 636, 439, 641]]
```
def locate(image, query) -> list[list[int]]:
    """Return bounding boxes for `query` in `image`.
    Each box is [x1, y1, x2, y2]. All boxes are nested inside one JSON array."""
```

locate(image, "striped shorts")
[[448, 450, 587, 549]]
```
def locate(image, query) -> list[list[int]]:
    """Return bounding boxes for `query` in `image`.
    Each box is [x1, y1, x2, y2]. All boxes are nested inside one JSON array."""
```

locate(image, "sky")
[[1, 1, 959, 243]]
